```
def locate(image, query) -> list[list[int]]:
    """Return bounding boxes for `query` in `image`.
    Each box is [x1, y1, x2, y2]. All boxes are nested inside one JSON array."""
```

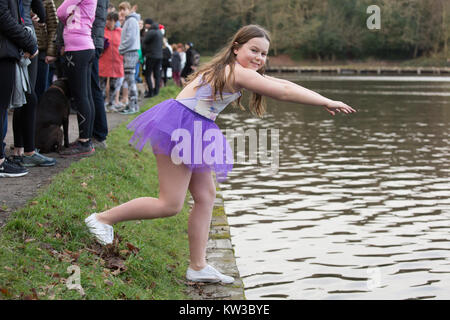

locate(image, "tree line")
[[59, 0, 449, 61]]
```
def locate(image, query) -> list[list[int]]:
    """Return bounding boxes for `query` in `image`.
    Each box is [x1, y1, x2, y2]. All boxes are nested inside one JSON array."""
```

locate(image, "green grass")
[[0, 85, 194, 300]]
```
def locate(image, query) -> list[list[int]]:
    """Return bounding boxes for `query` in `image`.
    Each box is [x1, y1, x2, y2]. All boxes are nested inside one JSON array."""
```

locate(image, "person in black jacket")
[[11, 0, 56, 168], [142, 22, 162, 97], [0, 0, 38, 177], [181, 42, 194, 81], [161, 39, 171, 86]]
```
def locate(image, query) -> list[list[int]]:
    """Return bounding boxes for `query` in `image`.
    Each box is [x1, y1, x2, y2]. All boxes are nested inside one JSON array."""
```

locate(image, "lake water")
[[217, 75, 450, 300]]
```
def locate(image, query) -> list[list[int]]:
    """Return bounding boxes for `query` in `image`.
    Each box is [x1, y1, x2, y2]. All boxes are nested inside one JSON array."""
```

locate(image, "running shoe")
[[0, 158, 28, 178], [186, 264, 235, 284], [84, 212, 114, 245]]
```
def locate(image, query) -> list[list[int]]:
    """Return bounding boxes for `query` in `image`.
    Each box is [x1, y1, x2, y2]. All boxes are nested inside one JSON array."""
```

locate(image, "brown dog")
[[35, 79, 71, 153]]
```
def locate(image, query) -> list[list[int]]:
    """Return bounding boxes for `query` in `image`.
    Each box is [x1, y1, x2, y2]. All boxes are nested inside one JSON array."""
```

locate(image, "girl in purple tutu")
[[85, 25, 356, 283]]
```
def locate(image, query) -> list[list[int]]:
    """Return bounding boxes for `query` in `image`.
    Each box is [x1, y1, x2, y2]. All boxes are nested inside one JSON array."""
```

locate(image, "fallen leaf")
[[104, 280, 113, 286], [0, 288, 11, 297], [24, 238, 35, 243], [105, 257, 125, 270], [126, 243, 140, 255], [107, 192, 119, 203], [119, 249, 130, 256], [70, 252, 80, 262], [31, 288, 39, 300], [166, 264, 177, 273], [111, 269, 122, 276]]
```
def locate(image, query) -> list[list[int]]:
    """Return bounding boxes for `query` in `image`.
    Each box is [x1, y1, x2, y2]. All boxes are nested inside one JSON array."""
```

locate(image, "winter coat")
[[91, 0, 108, 50], [181, 47, 193, 78], [171, 51, 181, 72], [34, 0, 58, 57], [0, 0, 38, 60], [23, 0, 46, 27], [162, 46, 171, 68], [99, 26, 123, 78], [118, 12, 140, 54], [142, 23, 162, 59]]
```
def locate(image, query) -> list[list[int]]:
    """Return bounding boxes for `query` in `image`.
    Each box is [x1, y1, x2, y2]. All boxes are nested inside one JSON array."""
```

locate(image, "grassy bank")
[[0, 85, 192, 300]]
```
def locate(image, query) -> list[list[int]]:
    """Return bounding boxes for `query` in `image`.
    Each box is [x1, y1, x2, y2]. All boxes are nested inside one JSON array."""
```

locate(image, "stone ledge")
[[186, 186, 245, 300]]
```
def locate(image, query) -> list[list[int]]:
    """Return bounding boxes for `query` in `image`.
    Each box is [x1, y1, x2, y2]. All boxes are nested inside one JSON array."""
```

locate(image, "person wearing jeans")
[[91, 48, 108, 148], [117, 2, 140, 115], [57, 0, 97, 157], [90, 0, 109, 149]]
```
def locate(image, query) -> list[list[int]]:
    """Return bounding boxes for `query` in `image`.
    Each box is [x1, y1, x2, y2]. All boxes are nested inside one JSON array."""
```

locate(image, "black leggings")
[[0, 59, 15, 159], [13, 55, 38, 153], [64, 49, 95, 140], [145, 57, 162, 96]]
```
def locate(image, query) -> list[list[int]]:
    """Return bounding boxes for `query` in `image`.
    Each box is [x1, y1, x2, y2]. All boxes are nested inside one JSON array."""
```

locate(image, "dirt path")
[[0, 111, 129, 227]]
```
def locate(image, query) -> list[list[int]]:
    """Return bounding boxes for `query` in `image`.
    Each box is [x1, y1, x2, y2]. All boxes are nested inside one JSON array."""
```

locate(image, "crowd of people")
[[0, 0, 199, 179], [1, 0, 357, 284], [99, 4, 200, 113]]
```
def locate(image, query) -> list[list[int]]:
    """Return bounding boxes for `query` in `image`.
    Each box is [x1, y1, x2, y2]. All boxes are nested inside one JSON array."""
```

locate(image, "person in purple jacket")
[[57, 0, 97, 157]]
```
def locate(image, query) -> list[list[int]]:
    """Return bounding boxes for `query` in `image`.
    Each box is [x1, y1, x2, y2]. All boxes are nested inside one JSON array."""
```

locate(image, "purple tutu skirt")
[[127, 99, 233, 181]]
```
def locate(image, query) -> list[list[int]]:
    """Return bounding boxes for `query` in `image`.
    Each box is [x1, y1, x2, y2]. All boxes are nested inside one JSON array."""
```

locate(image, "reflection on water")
[[217, 75, 450, 299]]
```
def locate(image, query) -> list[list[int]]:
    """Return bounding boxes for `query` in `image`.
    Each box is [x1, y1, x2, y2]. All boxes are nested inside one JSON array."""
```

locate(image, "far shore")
[[200, 54, 450, 69]]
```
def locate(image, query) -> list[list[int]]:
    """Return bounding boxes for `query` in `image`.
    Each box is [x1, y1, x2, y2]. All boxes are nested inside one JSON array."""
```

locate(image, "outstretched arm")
[[234, 66, 356, 116]]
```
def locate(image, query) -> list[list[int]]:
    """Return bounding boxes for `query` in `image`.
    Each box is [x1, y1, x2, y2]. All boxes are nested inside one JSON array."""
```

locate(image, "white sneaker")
[[84, 213, 114, 245], [186, 264, 235, 284]]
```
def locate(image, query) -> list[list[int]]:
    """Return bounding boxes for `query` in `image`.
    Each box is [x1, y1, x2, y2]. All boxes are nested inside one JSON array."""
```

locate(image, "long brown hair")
[[186, 25, 271, 117]]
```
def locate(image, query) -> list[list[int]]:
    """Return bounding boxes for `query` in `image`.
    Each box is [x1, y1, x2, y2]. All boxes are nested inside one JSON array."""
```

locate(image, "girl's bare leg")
[[187, 170, 216, 271], [121, 87, 129, 105], [96, 154, 192, 225], [114, 84, 121, 105]]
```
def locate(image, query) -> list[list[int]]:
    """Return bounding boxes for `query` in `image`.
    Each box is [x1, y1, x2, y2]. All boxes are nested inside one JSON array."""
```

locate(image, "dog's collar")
[[49, 84, 66, 96]]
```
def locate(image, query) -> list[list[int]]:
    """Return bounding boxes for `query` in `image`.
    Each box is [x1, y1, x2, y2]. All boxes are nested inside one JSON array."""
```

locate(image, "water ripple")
[[219, 76, 450, 299]]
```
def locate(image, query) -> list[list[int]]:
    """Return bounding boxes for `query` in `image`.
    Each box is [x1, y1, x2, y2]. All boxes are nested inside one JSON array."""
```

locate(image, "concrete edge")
[[185, 183, 246, 300]]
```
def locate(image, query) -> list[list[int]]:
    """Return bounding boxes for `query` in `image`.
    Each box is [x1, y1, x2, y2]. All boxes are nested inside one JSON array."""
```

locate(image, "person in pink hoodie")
[[57, 0, 97, 157]]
